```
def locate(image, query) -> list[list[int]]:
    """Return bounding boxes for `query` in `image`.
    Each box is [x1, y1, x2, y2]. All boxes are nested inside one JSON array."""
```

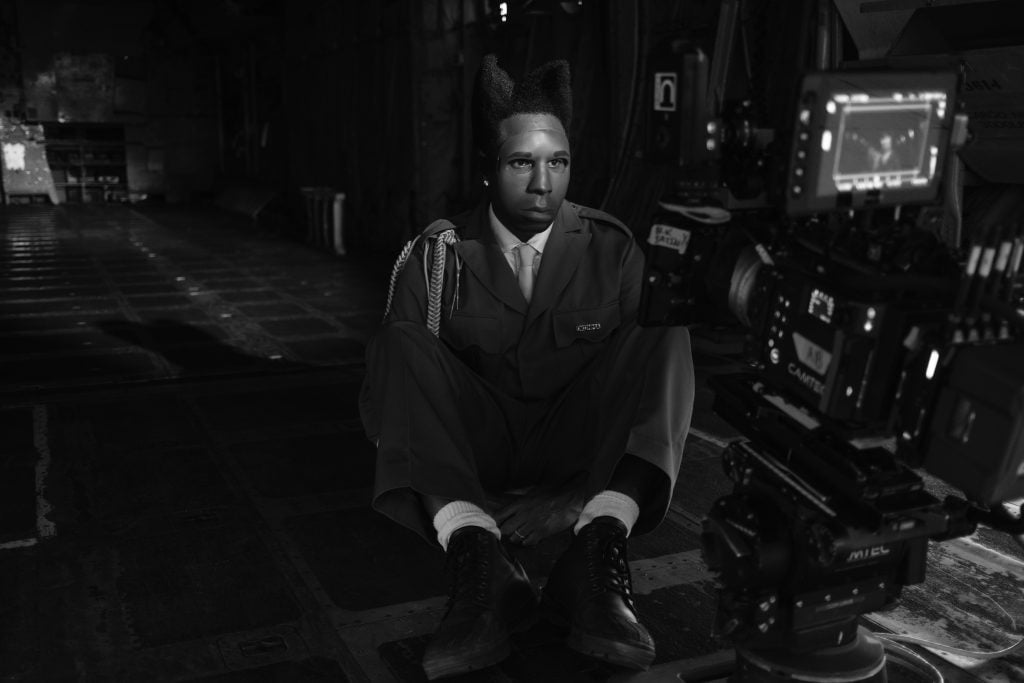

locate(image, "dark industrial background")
[[0, 0, 820, 249], [2, 1, 1024, 681]]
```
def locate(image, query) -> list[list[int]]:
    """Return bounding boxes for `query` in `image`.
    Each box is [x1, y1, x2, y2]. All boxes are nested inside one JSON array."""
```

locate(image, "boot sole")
[[566, 629, 656, 671], [545, 595, 656, 670], [422, 639, 511, 680]]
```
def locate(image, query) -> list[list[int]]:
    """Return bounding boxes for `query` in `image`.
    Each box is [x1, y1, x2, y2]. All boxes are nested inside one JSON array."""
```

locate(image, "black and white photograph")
[[1, 1, 1023, 682]]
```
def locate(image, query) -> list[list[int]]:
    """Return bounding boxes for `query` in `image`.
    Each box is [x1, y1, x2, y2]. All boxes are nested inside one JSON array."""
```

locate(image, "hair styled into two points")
[[471, 54, 573, 154]]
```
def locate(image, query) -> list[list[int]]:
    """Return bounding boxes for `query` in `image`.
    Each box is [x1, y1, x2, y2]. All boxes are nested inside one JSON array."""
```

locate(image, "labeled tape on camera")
[[648, 223, 692, 254]]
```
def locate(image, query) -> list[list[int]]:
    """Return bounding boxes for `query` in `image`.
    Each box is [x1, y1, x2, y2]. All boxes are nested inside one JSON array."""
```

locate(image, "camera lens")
[[729, 246, 765, 328]]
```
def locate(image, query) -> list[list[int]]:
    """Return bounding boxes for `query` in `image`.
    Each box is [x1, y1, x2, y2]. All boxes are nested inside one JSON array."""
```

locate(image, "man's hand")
[[494, 486, 586, 546]]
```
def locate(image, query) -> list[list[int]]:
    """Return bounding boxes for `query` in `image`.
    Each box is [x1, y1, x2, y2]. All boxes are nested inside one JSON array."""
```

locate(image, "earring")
[[483, 179, 489, 187]]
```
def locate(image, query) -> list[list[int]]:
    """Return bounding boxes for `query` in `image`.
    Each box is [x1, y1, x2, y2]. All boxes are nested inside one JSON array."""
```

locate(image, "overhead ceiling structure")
[[835, 0, 1024, 183], [832, 0, 996, 60]]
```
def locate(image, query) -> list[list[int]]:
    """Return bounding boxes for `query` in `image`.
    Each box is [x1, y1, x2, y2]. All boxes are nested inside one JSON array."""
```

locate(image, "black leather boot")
[[542, 516, 655, 669], [422, 526, 538, 680]]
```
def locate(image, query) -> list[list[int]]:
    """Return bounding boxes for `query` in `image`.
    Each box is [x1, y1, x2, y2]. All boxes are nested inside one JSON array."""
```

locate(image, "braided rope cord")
[[426, 229, 460, 336], [381, 235, 420, 323], [381, 229, 461, 337]]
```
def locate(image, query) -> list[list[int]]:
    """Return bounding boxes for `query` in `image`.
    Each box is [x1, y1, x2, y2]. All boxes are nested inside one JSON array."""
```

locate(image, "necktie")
[[516, 243, 537, 303]]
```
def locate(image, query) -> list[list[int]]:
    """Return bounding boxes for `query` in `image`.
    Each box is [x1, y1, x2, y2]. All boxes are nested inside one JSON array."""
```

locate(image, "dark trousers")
[[360, 320, 695, 544]]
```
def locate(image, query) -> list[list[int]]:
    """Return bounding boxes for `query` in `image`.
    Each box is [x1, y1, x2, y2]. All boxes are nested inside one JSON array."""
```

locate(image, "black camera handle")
[[961, 497, 1024, 540]]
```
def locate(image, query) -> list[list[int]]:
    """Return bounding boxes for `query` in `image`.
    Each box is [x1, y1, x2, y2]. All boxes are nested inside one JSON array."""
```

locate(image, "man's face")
[[487, 113, 570, 236], [880, 134, 893, 152]]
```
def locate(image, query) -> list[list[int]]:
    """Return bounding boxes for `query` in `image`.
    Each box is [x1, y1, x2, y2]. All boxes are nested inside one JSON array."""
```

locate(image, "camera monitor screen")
[[786, 71, 960, 215]]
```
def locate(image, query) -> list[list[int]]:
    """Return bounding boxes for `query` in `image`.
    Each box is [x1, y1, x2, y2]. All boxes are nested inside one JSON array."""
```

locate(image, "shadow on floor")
[[96, 318, 313, 375]]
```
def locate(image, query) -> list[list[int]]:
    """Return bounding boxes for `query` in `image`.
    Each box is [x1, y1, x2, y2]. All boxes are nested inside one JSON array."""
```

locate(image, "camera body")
[[747, 267, 917, 426]]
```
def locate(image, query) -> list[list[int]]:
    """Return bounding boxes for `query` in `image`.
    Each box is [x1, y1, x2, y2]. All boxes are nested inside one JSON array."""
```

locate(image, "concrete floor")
[[1, 204, 1022, 682]]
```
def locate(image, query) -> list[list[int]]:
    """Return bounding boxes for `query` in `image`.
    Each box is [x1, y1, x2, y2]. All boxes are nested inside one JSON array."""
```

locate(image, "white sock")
[[573, 490, 640, 536], [432, 500, 501, 551]]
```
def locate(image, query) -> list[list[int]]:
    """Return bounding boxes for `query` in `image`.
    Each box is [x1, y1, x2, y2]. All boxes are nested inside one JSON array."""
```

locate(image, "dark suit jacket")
[[379, 200, 644, 401]]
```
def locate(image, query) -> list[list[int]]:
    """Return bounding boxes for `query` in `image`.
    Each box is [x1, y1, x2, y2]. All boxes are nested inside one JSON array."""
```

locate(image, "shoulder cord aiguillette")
[[382, 235, 420, 324], [382, 229, 461, 336]]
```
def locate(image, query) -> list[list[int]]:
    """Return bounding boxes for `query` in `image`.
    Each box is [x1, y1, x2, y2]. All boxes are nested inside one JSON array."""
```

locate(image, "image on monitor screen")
[[833, 103, 935, 190]]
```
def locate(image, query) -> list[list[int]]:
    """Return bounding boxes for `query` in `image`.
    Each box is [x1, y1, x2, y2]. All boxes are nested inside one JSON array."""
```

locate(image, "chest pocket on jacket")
[[553, 302, 620, 347], [443, 312, 501, 355]]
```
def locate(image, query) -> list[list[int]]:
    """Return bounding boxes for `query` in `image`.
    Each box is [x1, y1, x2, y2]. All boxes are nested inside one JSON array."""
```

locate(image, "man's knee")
[[652, 323, 691, 349], [664, 326, 694, 372], [629, 324, 693, 367]]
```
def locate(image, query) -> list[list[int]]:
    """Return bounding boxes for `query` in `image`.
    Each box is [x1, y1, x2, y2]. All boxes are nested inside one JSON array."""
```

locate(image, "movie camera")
[[639, 67, 1024, 681]]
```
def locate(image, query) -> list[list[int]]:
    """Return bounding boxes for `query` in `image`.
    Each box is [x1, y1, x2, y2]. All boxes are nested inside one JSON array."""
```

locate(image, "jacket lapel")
[[526, 202, 591, 328], [453, 203, 528, 315]]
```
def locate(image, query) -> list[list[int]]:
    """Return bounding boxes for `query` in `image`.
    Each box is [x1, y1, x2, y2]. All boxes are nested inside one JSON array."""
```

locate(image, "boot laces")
[[585, 533, 637, 612], [445, 531, 492, 610]]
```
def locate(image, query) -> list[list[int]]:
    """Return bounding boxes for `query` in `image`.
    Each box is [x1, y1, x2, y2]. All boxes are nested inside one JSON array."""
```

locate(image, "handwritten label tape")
[[648, 224, 692, 254]]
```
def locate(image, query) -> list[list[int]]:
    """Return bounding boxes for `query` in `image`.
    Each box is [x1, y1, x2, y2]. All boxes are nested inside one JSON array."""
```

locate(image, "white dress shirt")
[[488, 204, 553, 279]]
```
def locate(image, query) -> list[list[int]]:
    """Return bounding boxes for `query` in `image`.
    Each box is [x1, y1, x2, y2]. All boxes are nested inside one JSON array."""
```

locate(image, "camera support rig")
[[700, 373, 973, 681]]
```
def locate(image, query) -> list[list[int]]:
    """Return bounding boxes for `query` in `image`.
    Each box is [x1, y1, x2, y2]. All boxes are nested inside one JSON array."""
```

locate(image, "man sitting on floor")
[[360, 54, 695, 680]]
